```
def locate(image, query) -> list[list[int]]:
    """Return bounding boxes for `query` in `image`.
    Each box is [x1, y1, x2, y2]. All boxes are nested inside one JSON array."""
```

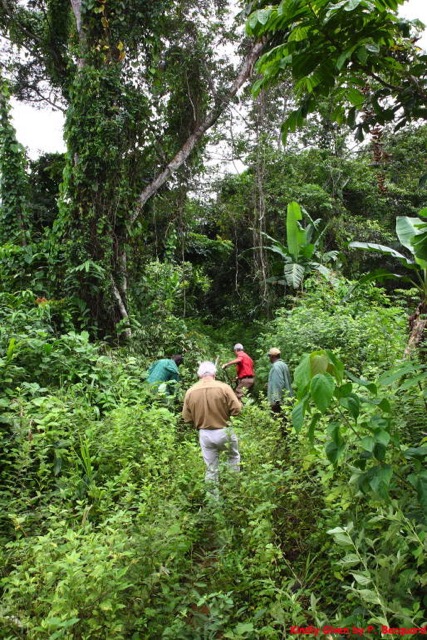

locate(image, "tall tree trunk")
[[63, 0, 265, 337]]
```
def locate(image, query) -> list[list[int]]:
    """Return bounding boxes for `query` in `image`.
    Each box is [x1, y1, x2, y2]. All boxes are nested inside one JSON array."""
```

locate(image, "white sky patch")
[[399, 0, 427, 48], [11, 99, 66, 159]]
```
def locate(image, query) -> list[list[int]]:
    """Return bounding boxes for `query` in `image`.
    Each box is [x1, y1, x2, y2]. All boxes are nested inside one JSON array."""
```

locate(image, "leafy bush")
[[256, 276, 407, 386], [130, 260, 212, 355], [0, 275, 425, 638], [286, 348, 427, 628]]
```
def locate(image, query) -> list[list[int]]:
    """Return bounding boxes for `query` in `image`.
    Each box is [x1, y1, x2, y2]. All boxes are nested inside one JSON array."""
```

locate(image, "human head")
[[268, 347, 281, 361], [171, 354, 183, 366], [197, 361, 217, 378], [233, 343, 244, 352]]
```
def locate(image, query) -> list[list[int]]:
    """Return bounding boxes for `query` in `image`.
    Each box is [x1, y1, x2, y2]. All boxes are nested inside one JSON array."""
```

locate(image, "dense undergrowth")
[[0, 281, 426, 639]]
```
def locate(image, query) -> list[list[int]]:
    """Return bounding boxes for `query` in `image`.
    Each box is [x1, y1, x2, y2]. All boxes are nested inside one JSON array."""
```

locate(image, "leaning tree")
[[0, 0, 265, 337]]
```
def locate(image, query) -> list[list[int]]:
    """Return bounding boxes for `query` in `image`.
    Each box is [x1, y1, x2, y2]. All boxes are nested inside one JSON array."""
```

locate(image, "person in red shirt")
[[221, 343, 255, 399]]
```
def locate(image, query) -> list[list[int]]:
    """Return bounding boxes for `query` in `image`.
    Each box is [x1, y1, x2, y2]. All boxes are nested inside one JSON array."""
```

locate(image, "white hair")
[[197, 361, 217, 377], [233, 343, 243, 351]]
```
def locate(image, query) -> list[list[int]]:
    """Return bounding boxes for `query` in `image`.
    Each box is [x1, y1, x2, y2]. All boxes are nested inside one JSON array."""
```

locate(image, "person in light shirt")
[[267, 347, 293, 413], [182, 361, 242, 484]]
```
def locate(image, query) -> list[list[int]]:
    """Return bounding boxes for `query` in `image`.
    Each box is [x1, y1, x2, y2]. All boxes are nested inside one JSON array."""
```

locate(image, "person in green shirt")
[[147, 354, 183, 395], [267, 347, 293, 413]]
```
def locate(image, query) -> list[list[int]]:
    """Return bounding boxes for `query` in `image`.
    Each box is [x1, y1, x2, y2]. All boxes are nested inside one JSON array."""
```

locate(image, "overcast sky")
[[10, 0, 427, 159]]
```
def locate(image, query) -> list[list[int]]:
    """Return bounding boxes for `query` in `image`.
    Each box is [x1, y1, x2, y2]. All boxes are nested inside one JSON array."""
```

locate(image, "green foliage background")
[[0, 0, 426, 635]]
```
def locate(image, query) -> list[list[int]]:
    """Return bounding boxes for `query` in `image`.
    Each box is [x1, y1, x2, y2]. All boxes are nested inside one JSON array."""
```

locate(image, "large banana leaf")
[[286, 201, 306, 261], [396, 216, 427, 268], [299, 243, 316, 260], [349, 241, 414, 266], [259, 231, 290, 258], [412, 227, 427, 262], [411, 208, 427, 263], [265, 243, 289, 260], [284, 262, 305, 289]]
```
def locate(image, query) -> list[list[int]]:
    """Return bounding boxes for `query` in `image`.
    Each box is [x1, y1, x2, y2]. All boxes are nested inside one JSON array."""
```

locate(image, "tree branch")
[[130, 39, 266, 225], [111, 278, 132, 339], [69, 0, 83, 38]]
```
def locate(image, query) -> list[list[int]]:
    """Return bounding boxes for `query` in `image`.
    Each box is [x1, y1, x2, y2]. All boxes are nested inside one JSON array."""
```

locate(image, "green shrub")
[[256, 277, 406, 386]]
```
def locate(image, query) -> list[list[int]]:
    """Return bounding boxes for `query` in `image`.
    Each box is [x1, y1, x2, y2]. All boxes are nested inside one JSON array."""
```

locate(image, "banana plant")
[[349, 209, 427, 354], [261, 201, 338, 290]]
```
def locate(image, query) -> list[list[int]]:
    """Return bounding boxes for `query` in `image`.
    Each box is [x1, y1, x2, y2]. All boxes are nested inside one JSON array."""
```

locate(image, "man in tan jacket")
[[182, 361, 242, 483]]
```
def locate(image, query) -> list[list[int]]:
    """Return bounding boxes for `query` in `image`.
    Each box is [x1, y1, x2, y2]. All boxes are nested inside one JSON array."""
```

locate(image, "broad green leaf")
[[350, 572, 371, 585], [355, 269, 409, 288], [349, 241, 414, 265], [235, 622, 255, 635], [325, 440, 344, 464], [327, 422, 343, 446], [284, 262, 305, 288], [299, 242, 315, 259], [364, 42, 380, 53], [408, 471, 427, 507], [396, 216, 418, 253], [282, 109, 305, 140], [369, 464, 393, 495], [334, 382, 353, 398], [346, 87, 365, 107], [339, 394, 360, 419], [360, 436, 376, 452], [374, 429, 390, 446], [252, 77, 265, 95], [341, 553, 360, 566], [264, 243, 289, 260], [404, 446, 427, 460], [292, 400, 306, 432], [357, 589, 382, 605], [373, 443, 387, 462], [247, 8, 273, 30], [336, 48, 354, 70], [327, 527, 353, 546], [310, 351, 329, 376], [325, 350, 344, 383], [344, 0, 363, 10], [288, 25, 311, 43], [308, 412, 322, 443], [6, 338, 16, 360], [294, 354, 311, 394], [396, 217, 427, 267], [310, 373, 335, 412], [286, 201, 305, 260], [256, 8, 273, 25], [412, 221, 427, 262]]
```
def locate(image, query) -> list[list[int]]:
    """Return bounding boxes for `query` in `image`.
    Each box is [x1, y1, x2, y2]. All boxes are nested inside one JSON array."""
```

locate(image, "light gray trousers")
[[199, 428, 240, 482]]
